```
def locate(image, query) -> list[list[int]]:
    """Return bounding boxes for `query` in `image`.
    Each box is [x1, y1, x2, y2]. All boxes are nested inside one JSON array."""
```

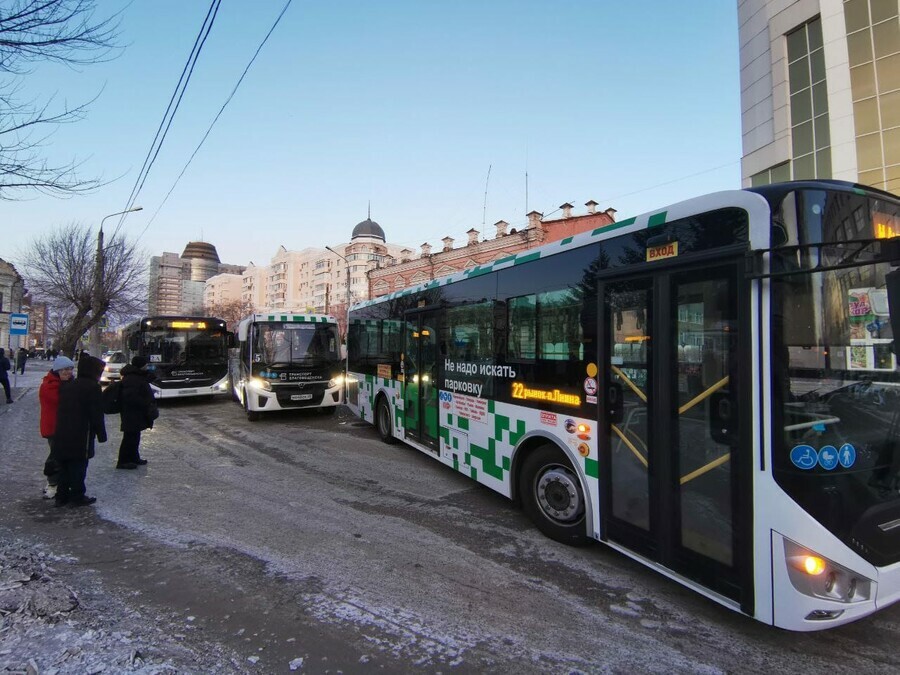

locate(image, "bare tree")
[[21, 222, 145, 356], [204, 298, 253, 333], [0, 0, 120, 199]]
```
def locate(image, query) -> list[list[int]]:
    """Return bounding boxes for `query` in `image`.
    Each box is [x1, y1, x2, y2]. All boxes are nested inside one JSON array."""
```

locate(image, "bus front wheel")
[[244, 391, 260, 422], [376, 396, 397, 444], [520, 445, 589, 546]]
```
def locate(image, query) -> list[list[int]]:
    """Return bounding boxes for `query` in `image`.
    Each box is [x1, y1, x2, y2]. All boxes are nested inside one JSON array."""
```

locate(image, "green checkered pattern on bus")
[[354, 207, 671, 309], [442, 402, 530, 484]]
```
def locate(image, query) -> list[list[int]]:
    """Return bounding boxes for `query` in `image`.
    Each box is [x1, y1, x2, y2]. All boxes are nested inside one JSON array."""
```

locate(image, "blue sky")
[[2, 0, 742, 269]]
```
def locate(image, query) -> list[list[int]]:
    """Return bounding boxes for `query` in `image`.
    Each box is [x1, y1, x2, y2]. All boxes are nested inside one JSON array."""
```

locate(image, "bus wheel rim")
[[536, 466, 583, 523]]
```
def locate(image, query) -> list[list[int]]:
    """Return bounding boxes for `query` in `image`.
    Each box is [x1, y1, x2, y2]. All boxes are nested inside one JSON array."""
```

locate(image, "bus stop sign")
[[9, 313, 28, 335]]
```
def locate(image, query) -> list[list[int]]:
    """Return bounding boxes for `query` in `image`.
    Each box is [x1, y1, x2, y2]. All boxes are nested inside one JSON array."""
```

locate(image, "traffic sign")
[[9, 313, 28, 335]]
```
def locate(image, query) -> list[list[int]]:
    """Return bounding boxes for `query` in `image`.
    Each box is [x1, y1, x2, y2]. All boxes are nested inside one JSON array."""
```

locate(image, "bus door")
[[599, 260, 749, 606], [403, 310, 440, 452]]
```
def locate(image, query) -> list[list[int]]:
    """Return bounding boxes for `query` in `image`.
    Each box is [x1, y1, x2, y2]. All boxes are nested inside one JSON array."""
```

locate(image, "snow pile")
[[0, 539, 244, 674]]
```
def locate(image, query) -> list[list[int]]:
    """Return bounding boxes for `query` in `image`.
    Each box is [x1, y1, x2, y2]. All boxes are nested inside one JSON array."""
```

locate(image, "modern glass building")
[[740, 0, 900, 193]]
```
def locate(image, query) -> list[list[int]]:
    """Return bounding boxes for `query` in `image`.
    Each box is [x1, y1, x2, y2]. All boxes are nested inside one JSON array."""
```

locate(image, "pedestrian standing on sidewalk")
[[39, 356, 76, 498], [117, 356, 158, 469], [0, 348, 12, 404], [15, 347, 27, 374], [53, 355, 106, 506]]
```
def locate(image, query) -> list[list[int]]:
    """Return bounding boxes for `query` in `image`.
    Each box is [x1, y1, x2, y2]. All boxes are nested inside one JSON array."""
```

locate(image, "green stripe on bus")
[[585, 457, 599, 478], [648, 211, 668, 228], [495, 255, 516, 265], [514, 252, 541, 265], [593, 217, 635, 235], [560, 236, 574, 245]]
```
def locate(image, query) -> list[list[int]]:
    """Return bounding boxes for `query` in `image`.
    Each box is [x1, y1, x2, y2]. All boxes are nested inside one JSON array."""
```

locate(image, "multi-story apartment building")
[[740, 0, 900, 192], [148, 241, 245, 315], [203, 273, 243, 309]]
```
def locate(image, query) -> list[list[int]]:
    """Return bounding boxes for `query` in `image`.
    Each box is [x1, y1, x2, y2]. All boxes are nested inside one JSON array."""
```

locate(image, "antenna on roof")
[[482, 164, 491, 227], [368, 200, 371, 220]]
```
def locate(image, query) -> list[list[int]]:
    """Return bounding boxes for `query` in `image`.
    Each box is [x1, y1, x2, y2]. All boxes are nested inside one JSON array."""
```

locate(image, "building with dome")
[[148, 242, 245, 315]]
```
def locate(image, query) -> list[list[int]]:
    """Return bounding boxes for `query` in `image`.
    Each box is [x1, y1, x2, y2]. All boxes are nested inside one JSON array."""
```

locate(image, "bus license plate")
[[291, 393, 313, 401], [180, 389, 198, 395]]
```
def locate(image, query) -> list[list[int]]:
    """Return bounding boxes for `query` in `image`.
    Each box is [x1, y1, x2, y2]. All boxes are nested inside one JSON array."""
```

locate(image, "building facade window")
[[750, 161, 792, 187], [845, 0, 900, 192], [787, 17, 832, 180]]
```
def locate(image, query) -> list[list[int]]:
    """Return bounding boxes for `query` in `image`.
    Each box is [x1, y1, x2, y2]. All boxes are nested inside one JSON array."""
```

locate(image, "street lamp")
[[324, 246, 352, 308], [90, 206, 143, 356]]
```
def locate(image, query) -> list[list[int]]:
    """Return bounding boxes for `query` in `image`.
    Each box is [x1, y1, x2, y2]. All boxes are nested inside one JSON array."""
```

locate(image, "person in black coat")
[[53, 355, 107, 506], [117, 356, 158, 469]]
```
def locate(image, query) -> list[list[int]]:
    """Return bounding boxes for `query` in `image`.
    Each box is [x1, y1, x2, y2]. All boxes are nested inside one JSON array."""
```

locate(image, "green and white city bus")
[[230, 313, 343, 421], [346, 180, 900, 631]]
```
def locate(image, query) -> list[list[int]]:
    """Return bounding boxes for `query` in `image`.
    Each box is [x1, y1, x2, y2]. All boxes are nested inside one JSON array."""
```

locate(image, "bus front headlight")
[[328, 375, 345, 388], [249, 377, 272, 391]]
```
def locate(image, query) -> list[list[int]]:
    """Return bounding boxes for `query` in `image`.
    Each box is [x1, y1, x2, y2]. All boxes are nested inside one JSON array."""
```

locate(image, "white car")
[[101, 351, 128, 384]]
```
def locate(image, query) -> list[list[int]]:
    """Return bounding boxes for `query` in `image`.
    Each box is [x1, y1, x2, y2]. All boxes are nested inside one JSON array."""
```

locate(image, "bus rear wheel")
[[376, 396, 397, 444], [520, 445, 589, 546]]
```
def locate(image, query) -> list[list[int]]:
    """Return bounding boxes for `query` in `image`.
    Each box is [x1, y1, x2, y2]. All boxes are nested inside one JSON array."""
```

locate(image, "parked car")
[[101, 351, 128, 384]]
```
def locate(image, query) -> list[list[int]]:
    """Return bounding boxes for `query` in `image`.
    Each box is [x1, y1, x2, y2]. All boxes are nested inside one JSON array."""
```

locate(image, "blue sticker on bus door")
[[817, 445, 838, 470], [838, 443, 857, 468], [790, 445, 818, 470]]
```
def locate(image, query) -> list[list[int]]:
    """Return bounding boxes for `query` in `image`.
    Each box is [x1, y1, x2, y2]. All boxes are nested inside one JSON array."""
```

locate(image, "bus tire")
[[520, 444, 590, 546], [376, 396, 397, 444], [244, 393, 260, 422]]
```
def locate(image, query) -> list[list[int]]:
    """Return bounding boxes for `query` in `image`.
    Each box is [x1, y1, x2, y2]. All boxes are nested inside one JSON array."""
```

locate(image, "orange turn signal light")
[[803, 555, 827, 576]]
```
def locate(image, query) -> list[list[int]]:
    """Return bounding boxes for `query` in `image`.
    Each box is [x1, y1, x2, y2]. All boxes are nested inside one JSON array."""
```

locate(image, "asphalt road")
[[1, 365, 899, 673]]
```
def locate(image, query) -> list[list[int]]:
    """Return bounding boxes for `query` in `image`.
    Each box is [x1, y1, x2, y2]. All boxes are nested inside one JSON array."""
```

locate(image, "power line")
[[141, 0, 294, 239], [112, 0, 222, 238]]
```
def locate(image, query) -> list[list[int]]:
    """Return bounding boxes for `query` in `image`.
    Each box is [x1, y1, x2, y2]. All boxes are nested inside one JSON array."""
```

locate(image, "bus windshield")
[[141, 328, 228, 366], [772, 189, 900, 567], [254, 323, 340, 366]]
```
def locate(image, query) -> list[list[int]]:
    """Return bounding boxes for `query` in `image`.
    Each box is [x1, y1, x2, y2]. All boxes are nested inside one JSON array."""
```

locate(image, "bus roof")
[[242, 313, 338, 325], [351, 187, 772, 311]]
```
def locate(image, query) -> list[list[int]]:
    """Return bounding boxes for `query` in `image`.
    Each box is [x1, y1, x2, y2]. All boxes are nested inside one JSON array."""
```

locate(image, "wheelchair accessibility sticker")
[[790, 445, 818, 470]]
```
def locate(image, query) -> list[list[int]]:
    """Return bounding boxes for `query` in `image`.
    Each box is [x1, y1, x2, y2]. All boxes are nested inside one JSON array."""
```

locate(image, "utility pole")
[[89, 207, 143, 357]]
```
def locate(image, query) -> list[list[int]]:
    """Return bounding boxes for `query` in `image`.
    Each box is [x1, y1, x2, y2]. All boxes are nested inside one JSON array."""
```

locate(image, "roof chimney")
[[420, 243, 432, 257], [442, 236, 454, 252], [400, 248, 413, 262], [466, 228, 479, 245], [560, 202, 574, 218], [585, 200, 598, 215], [604, 207, 617, 221], [494, 220, 508, 238], [526, 211, 542, 229]]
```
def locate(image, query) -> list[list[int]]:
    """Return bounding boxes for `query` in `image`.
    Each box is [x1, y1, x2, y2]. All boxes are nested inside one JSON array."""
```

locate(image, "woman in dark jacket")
[[117, 356, 158, 469], [54, 355, 107, 506]]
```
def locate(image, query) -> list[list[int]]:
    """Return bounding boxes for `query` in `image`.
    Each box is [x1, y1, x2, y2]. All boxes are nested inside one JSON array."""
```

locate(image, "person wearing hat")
[[117, 355, 158, 469], [53, 355, 107, 506], [39, 355, 76, 498]]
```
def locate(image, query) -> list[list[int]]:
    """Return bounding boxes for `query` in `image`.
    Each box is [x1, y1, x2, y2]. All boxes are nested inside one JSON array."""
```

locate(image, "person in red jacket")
[[39, 356, 75, 499]]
